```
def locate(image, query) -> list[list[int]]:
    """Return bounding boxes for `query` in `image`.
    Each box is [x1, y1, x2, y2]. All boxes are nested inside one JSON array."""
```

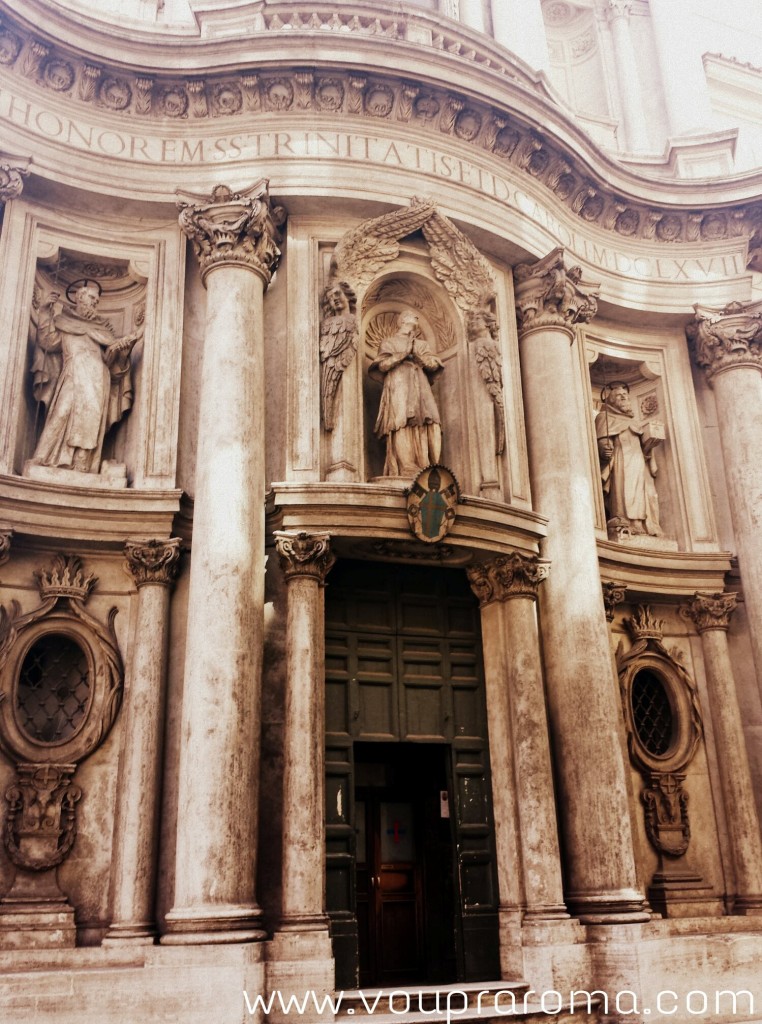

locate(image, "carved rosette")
[[602, 581, 627, 622], [686, 301, 762, 383], [467, 552, 550, 606], [0, 162, 28, 204], [683, 591, 738, 633], [177, 180, 286, 285], [514, 247, 600, 337], [4, 763, 81, 871], [274, 531, 336, 585], [124, 538, 183, 589]]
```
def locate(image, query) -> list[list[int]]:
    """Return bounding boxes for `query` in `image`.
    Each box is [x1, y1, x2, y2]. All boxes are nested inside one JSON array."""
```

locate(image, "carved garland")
[[616, 606, 703, 862], [0, 10, 757, 247], [0, 555, 123, 875]]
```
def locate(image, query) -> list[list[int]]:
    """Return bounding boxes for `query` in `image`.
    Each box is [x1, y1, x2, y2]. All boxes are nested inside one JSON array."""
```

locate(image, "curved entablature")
[[1, 0, 761, 243]]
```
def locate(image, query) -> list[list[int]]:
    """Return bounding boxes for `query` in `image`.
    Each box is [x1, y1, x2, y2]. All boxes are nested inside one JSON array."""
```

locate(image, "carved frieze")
[[177, 181, 286, 284], [686, 301, 762, 382], [683, 591, 738, 633], [467, 552, 550, 605], [0, 5, 756, 249], [514, 247, 600, 335], [124, 538, 183, 589], [274, 531, 335, 584]]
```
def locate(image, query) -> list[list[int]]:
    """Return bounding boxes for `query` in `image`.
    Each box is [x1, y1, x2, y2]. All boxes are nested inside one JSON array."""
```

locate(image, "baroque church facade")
[[0, 1, 761, 1021]]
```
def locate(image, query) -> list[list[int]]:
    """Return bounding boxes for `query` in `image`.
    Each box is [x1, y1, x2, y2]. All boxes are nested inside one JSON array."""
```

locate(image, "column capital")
[[124, 538, 183, 588], [177, 180, 286, 286], [0, 160, 29, 204], [686, 301, 762, 383], [514, 247, 599, 338], [602, 580, 628, 622], [0, 527, 12, 567], [606, 0, 632, 21], [467, 551, 550, 606], [275, 531, 336, 585], [684, 591, 738, 633]]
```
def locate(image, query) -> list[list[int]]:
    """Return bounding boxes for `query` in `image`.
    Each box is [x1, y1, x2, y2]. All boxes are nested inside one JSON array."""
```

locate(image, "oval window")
[[631, 669, 674, 757], [16, 635, 90, 744]]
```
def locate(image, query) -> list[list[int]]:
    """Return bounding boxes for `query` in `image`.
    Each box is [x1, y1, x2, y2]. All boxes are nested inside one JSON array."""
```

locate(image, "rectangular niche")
[[0, 199, 185, 490]]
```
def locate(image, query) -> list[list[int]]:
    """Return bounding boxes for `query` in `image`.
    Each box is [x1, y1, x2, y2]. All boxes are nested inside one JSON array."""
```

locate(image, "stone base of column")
[[566, 890, 650, 924], [0, 903, 76, 950], [734, 895, 762, 916], [523, 904, 569, 922], [102, 920, 157, 946], [497, 906, 524, 979], [266, 930, 335, 1023], [161, 903, 266, 945]]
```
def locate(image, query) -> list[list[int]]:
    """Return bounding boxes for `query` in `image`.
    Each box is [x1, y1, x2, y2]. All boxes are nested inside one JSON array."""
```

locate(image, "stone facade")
[[0, 1, 761, 1022]]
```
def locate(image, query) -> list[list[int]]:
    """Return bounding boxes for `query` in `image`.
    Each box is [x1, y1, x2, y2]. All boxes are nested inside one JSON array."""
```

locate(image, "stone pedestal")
[[105, 539, 182, 945], [163, 182, 283, 944], [514, 249, 647, 923], [687, 302, 762, 695], [685, 592, 762, 914]]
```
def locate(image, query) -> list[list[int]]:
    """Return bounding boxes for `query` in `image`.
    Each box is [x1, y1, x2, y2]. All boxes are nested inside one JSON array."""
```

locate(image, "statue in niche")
[[29, 279, 141, 475], [369, 309, 444, 478], [596, 382, 663, 537], [466, 306, 505, 456], [319, 280, 358, 430]]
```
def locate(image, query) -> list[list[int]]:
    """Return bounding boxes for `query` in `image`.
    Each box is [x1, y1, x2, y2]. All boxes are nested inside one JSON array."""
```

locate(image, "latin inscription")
[[0, 88, 746, 284]]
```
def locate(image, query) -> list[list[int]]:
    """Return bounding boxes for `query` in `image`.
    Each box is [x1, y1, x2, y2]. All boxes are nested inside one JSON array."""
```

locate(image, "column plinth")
[[163, 182, 284, 945], [514, 249, 648, 923], [684, 593, 762, 914]]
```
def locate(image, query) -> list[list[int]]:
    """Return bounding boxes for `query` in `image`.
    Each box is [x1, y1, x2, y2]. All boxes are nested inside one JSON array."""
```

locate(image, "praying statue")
[[29, 279, 142, 475], [595, 382, 663, 537], [369, 309, 444, 478]]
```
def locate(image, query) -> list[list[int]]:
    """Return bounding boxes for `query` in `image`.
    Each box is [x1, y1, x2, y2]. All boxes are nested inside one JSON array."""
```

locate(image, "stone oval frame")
[[619, 650, 702, 777], [0, 604, 123, 767]]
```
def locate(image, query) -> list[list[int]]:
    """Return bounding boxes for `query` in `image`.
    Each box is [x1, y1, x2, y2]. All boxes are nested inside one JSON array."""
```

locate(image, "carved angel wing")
[[320, 315, 359, 430], [331, 197, 436, 290], [421, 211, 496, 313]]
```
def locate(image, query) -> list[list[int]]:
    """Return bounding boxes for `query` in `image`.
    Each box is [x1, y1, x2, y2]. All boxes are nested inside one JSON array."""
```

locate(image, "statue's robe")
[[595, 402, 661, 536]]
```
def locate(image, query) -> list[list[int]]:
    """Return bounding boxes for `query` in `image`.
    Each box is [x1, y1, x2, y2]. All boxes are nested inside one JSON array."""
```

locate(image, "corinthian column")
[[684, 593, 762, 914], [467, 554, 567, 962], [606, 0, 650, 152], [687, 302, 762, 693], [513, 249, 648, 922], [106, 539, 182, 944], [163, 182, 284, 944]]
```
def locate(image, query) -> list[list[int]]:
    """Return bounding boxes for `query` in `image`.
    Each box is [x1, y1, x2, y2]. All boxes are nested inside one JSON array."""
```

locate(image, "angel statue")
[[369, 309, 444, 478], [319, 281, 358, 430], [29, 279, 142, 475]]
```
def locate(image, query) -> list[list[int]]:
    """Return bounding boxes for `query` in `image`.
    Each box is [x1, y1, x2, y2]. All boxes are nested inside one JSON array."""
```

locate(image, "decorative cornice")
[[686, 301, 762, 382], [177, 181, 285, 285], [602, 580, 627, 622], [124, 538, 182, 588], [625, 605, 665, 642], [274, 531, 336, 584], [684, 591, 738, 633], [0, 4, 760, 247], [607, 0, 633, 20], [514, 247, 599, 336], [466, 551, 550, 605], [35, 553, 96, 602], [0, 160, 27, 203]]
